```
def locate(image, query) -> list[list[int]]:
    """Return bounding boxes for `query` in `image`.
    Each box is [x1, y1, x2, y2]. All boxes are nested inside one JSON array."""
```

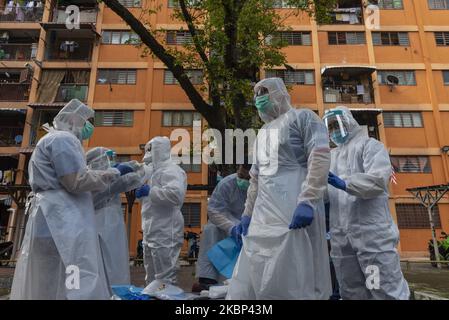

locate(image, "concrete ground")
[[1, 260, 449, 299]]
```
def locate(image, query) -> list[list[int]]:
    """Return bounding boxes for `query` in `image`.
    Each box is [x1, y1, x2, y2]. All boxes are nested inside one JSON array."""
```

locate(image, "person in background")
[[193, 164, 251, 292], [135, 136, 187, 292], [86, 147, 145, 287]]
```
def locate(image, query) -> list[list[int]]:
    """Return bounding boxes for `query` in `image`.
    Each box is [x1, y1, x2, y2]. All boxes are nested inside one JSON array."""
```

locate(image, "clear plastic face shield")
[[106, 150, 117, 167], [87, 150, 111, 171], [143, 143, 152, 164], [323, 109, 349, 146]]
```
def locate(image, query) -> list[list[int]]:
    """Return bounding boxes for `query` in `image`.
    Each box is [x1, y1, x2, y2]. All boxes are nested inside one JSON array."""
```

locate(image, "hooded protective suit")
[[325, 106, 409, 300], [139, 136, 187, 285], [196, 173, 247, 281], [11, 99, 120, 300], [86, 147, 146, 287], [226, 78, 332, 300]]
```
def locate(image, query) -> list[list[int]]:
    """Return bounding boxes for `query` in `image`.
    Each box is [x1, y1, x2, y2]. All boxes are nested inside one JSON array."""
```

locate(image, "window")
[[265, 69, 315, 85], [164, 70, 203, 85], [270, 32, 311, 46], [118, 0, 141, 7], [162, 111, 201, 126], [94, 111, 134, 127], [443, 71, 449, 85], [375, 0, 403, 9], [328, 32, 366, 45], [391, 156, 431, 173], [378, 70, 416, 85], [372, 32, 409, 46], [428, 0, 449, 9], [179, 163, 202, 173], [97, 69, 137, 84], [383, 112, 423, 127], [168, 0, 201, 7], [396, 204, 441, 229], [435, 32, 449, 46], [166, 31, 193, 45], [102, 31, 140, 45], [116, 155, 131, 163], [182, 203, 201, 227]]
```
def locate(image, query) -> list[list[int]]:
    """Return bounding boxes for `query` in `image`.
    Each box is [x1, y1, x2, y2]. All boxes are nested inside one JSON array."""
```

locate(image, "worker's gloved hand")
[[328, 172, 346, 191], [289, 203, 314, 229], [136, 184, 150, 198], [116, 163, 134, 176], [230, 225, 242, 246], [240, 215, 251, 236]]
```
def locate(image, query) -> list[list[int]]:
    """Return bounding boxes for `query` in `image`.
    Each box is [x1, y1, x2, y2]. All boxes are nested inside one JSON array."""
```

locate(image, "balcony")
[[51, 6, 98, 24], [0, 83, 31, 101], [0, 126, 23, 146], [326, 0, 364, 25], [0, 5, 44, 23], [43, 28, 96, 62], [322, 65, 376, 104], [55, 84, 88, 102], [0, 43, 37, 60]]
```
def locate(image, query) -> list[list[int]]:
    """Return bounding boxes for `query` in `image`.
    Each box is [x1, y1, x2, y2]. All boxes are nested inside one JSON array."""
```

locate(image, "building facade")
[[1, 0, 449, 257]]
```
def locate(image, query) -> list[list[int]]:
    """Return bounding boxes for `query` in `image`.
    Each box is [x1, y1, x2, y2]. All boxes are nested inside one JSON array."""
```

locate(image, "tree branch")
[[102, 0, 223, 129], [178, 0, 209, 65]]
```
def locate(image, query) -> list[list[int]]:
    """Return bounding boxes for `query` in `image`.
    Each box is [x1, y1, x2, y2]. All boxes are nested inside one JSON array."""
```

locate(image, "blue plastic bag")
[[207, 237, 241, 279], [111, 285, 152, 300]]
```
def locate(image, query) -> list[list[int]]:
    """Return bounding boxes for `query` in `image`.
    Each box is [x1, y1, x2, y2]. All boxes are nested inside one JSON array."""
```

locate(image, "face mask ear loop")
[[336, 115, 347, 138]]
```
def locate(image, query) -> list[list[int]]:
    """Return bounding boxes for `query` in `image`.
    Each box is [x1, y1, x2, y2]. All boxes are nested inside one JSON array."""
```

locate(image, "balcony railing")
[[329, 8, 363, 25], [0, 6, 44, 22], [45, 41, 93, 61], [55, 84, 88, 102], [52, 7, 98, 24], [323, 86, 373, 104], [0, 126, 24, 146], [0, 83, 31, 101], [0, 43, 36, 60]]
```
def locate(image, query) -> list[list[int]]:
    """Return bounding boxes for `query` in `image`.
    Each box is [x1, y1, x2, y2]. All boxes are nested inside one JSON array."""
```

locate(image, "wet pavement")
[[1, 260, 449, 299]]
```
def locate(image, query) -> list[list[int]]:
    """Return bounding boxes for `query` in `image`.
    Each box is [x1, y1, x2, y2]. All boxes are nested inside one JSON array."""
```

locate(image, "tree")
[[101, 0, 336, 166]]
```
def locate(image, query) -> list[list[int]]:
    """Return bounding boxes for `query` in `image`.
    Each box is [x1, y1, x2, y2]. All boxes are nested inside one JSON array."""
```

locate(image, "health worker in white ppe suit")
[[136, 136, 187, 291], [193, 165, 251, 292], [323, 106, 409, 300], [86, 147, 146, 287], [226, 78, 332, 300], [10, 99, 134, 300]]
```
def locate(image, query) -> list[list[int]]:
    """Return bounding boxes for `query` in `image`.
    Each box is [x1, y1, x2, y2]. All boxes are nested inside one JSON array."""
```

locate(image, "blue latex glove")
[[289, 203, 314, 229], [136, 184, 150, 198], [241, 215, 251, 236], [230, 225, 242, 247], [116, 163, 134, 176], [328, 172, 346, 191]]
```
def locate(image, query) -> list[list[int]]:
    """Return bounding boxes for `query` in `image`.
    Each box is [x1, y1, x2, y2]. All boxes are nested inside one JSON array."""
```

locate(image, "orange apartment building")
[[1, 0, 449, 258]]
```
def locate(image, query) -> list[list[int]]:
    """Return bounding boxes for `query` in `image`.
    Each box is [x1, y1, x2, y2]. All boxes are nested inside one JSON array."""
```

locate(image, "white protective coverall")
[[86, 147, 146, 287], [326, 106, 410, 300], [196, 173, 247, 281], [139, 136, 187, 285], [11, 99, 120, 300], [226, 78, 332, 300]]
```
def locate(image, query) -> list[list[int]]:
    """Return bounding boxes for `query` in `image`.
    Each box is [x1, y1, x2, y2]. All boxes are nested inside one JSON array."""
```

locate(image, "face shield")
[[87, 149, 111, 171], [143, 143, 152, 164], [323, 109, 349, 146], [106, 150, 117, 167], [254, 86, 271, 113]]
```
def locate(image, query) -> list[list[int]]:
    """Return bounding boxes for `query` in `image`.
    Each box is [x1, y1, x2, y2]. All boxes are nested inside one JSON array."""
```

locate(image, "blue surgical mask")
[[236, 177, 250, 191], [255, 94, 272, 113], [331, 130, 348, 146], [81, 121, 94, 140]]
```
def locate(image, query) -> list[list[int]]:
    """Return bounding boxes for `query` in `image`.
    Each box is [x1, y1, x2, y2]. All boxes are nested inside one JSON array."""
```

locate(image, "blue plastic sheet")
[[207, 237, 241, 279], [111, 285, 152, 300]]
